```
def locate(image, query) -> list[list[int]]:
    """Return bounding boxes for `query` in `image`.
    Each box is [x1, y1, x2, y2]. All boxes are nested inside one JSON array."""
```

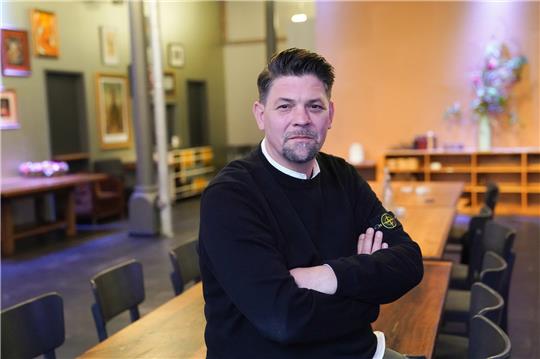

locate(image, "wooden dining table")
[[1, 173, 107, 256], [79, 261, 452, 359], [369, 181, 464, 259]]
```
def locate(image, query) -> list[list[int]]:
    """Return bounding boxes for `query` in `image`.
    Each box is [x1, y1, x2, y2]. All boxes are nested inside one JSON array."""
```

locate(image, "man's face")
[[252, 75, 334, 172]]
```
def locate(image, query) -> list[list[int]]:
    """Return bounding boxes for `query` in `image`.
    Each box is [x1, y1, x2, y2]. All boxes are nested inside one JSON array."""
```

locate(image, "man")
[[199, 48, 423, 358]]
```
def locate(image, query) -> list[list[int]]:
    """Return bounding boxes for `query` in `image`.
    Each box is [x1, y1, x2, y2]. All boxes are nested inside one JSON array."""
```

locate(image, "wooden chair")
[[169, 239, 201, 295], [90, 259, 145, 342], [75, 158, 125, 223], [1, 292, 65, 359], [435, 314, 511, 359]]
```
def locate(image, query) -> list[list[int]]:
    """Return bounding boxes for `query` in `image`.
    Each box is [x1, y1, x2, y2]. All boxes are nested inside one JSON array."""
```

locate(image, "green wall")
[[1, 1, 227, 177]]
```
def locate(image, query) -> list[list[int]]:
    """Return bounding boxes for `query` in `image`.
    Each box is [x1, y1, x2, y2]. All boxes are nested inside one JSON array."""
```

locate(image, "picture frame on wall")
[[1, 89, 20, 130], [95, 74, 131, 149], [168, 43, 185, 68], [99, 26, 119, 66], [163, 71, 176, 101], [30, 9, 59, 58], [1, 29, 31, 77]]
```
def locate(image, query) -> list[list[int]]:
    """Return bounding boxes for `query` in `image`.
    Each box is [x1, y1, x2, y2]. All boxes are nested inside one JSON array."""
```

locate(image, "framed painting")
[[30, 9, 59, 58], [168, 43, 184, 68], [1, 29, 31, 77], [95, 74, 131, 149], [1, 89, 20, 130], [100, 26, 119, 66], [163, 71, 176, 101]]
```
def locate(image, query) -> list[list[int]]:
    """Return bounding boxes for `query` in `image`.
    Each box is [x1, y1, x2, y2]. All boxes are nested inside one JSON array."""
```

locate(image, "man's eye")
[[277, 104, 291, 110], [309, 104, 324, 111]]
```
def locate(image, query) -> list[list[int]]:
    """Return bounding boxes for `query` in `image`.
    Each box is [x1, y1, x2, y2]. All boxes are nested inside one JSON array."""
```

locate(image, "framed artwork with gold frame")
[[30, 9, 59, 58], [95, 73, 132, 149]]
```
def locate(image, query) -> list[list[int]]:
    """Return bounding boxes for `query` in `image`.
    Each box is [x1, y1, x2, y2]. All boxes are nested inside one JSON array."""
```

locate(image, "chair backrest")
[[1, 292, 65, 359], [90, 259, 144, 341], [94, 158, 125, 180], [470, 220, 515, 283], [469, 282, 504, 326], [479, 251, 508, 294], [466, 207, 493, 283], [169, 239, 201, 295], [468, 314, 511, 359], [484, 182, 500, 214]]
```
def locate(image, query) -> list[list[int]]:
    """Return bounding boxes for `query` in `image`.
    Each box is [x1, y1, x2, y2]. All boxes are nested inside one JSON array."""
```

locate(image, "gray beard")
[[282, 140, 320, 163]]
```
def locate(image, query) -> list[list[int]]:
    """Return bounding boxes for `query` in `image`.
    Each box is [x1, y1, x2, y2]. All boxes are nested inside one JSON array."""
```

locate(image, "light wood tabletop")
[[368, 181, 464, 208], [373, 260, 452, 358], [80, 261, 451, 359]]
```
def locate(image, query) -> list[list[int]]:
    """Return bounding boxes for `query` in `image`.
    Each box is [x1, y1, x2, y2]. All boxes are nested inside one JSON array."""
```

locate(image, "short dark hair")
[[257, 48, 335, 103]]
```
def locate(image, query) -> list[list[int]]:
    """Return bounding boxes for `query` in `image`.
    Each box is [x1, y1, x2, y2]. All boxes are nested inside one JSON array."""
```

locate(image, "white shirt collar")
[[261, 138, 320, 180]]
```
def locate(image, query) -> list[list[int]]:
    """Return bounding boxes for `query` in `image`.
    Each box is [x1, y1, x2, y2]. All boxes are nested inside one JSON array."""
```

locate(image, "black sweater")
[[199, 147, 423, 359]]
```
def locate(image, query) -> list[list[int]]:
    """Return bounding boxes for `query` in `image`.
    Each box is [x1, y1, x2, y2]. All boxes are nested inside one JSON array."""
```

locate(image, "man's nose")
[[292, 107, 311, 126]]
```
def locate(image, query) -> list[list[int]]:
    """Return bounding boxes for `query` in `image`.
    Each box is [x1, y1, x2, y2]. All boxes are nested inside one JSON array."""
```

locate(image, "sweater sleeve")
[[325, 173, 424, 304], [199, 180, 379, 344]]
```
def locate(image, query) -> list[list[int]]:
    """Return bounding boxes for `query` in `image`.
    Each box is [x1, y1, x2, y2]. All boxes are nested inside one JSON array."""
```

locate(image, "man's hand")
[[357, 227, 388, 254], [289, 265, 337, 295]]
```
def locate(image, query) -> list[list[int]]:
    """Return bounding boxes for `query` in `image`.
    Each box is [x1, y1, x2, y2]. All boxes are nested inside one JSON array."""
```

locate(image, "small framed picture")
[[1, 29, 31, 77], [1, 89, 20, 130], [163, 71, 176, 101], [168, 43, 185, 68], [99, 26, 119, 66], [95, 73, 132, 149], [30, 9, 60, 58]]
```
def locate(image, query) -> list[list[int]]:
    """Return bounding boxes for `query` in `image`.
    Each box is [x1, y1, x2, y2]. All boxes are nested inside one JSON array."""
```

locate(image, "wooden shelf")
[[475, 166, 523, 173], [169, 147, 214, 200], [384, 147, 540, 216]]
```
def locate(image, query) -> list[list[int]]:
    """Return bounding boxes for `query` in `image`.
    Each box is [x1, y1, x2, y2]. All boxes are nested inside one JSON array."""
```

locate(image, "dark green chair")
[[169, 239, 201, 296], [443, 251, 507, 331], [1, 292, 65, 359], [435, 314, 511, 359], [90, 259, 145, 342], [450, 219, 514, 290]]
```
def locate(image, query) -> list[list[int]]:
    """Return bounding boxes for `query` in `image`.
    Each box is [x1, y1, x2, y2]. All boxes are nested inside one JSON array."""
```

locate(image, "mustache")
[[284, 130, 318, 141]]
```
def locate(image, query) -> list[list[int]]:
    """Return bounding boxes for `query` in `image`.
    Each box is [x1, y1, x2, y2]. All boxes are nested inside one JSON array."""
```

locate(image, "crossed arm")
[[289, 228, 388, 295]]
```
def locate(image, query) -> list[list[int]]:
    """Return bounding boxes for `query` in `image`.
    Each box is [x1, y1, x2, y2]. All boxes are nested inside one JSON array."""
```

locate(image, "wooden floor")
[[1, 198, 539, 359]]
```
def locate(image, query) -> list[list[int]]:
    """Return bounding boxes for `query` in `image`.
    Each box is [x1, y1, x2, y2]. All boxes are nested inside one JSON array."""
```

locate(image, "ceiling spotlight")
[[291, 13, 307, 23]]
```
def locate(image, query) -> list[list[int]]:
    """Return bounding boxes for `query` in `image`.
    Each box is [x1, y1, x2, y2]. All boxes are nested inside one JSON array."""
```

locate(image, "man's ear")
[[328, 101, 335, 129], [252, 101, 265, 130]]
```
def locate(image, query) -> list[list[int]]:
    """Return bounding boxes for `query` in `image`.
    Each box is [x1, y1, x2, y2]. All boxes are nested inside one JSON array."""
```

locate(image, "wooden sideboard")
[[384, 147, 540, 216]]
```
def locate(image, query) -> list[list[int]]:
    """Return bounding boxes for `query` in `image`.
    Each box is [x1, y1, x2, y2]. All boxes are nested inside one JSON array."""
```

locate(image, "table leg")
[[65, 189, 76, 237], [1, 199, 15, 256]]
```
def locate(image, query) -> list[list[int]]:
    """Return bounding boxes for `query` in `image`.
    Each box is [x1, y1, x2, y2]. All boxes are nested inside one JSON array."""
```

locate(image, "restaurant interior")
[[1, 1, 539, 358]]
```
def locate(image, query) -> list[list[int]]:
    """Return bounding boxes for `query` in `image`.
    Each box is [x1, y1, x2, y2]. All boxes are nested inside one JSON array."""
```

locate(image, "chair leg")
[[92, 303, 108, 342], [129, 307, 140, 322], [44, 351, 57, 359]]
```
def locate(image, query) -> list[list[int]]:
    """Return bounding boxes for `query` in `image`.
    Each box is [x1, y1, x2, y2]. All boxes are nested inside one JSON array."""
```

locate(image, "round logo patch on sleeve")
[[380, 212, 398, 229]]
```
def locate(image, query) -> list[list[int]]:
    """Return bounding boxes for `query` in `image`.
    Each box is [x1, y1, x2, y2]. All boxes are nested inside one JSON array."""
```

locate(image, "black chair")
[[169, 239, 201, 295], [1, 292, 65, 359], [443, 251, 507, 330], [500, 251, 516, 332], [484, 181, 500, 214], [445, 206, 492, 262], [435, 314, 511, 359], [90, 259, 145, 342], [450, 219, 515, 290]]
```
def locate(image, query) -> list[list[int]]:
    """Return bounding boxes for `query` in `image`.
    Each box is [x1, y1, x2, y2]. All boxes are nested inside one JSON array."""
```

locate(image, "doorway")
[[45, 71, 88, 170], [187, 80, 209, 147]]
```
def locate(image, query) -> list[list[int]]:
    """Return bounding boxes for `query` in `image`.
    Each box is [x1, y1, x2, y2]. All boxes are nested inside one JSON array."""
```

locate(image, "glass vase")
[[478, 115, 491, 151]]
